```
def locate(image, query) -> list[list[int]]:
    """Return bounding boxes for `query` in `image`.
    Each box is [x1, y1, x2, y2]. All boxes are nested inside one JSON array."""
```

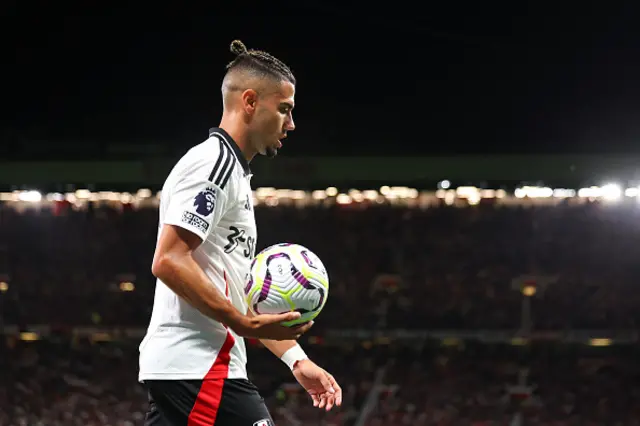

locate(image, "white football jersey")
[[139, 128, 257, 381]]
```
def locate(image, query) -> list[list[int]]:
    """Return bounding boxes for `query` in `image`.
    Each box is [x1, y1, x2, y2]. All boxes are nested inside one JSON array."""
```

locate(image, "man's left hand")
[[292, 359, 342, 411]]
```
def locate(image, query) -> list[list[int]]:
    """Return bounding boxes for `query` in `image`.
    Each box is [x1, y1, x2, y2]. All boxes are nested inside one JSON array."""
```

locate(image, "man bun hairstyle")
[[226, 39, 295, 85]]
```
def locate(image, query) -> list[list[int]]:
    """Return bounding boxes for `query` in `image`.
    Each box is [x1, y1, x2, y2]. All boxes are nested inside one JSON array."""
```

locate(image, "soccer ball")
[[245, 243, 329, 327]]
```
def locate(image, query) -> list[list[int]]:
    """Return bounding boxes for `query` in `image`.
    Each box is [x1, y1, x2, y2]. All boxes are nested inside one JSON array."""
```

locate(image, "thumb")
[[279, 311, 302, 322], [262, 311, 301, 324]]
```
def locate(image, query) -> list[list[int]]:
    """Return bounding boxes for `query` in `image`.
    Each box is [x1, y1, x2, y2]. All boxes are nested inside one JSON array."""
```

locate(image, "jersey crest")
[[193, 187, 217, 217]]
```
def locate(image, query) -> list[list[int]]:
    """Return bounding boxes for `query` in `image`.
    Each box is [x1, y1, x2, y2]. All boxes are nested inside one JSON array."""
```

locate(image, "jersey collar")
[[209, 127, 252, 176]]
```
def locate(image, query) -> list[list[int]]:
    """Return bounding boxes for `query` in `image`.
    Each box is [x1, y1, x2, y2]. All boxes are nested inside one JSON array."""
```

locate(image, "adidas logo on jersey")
[[253, 420, 273, 426]]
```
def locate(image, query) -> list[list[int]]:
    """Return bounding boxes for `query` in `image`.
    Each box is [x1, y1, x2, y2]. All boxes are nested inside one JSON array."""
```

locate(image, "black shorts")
[[144, 379, 274, 426]]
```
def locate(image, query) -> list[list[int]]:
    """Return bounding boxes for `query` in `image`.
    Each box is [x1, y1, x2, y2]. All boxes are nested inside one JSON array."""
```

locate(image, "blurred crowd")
[[2, 198, 640, 424], [3, 199, 640, 330], [2, 338, 640, 426]]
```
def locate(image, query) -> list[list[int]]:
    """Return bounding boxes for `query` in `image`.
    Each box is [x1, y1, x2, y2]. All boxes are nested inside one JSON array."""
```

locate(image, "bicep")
[[157, 224, 203, 256], [152, 225, 202, 273]]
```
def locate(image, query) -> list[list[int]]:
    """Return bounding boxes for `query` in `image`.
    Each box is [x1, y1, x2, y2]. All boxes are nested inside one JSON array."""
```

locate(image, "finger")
[[288, 329, 304, 340], [291, 320, 314, 330], [310, 394, 320, 407], [287, 322, 314, 340], [293, 321, 314, 334], [257, 312, 300, 326], [318, 394, 327, 409], [318, 372, 336, 394], [271, 311, 301, 323], [327, 374, 342, 406], [325, 394, 335, 411]]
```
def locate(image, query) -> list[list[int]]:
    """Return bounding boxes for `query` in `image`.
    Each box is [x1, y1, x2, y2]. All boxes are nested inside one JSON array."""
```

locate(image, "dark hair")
[[226, 40, 296, 85]]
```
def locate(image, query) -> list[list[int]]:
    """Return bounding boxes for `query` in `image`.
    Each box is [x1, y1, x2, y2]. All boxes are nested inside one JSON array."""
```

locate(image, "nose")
[[285, 115, 295, 132]]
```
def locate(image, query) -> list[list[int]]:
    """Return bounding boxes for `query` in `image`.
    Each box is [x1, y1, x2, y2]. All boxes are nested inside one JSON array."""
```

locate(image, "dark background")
[[4, 1, 640, 159]]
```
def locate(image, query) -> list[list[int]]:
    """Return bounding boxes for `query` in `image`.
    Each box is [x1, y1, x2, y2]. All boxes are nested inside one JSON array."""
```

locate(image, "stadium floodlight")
[[326, 187, 338, 197], [601, 183, 622, 201], [18, 190, 42, 203], [119, 281, 135, 292]]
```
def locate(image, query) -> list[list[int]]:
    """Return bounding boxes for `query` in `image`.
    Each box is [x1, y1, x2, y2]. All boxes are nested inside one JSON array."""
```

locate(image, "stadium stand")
[[2, 187, 640, 425]]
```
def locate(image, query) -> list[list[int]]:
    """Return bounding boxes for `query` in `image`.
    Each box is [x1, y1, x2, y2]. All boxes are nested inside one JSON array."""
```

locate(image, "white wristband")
[[280, 345, 308, 370]]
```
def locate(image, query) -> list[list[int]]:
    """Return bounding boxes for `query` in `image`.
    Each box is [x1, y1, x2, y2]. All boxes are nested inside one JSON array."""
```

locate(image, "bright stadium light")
[[20, 332, 39, 342], [522, 284, 537, 297], [120, 281, 135, 292], [325, 187, 338, 197], [137, 188, 152, 198], [18, 190, 42, 203], [601, 183, 622, 201]]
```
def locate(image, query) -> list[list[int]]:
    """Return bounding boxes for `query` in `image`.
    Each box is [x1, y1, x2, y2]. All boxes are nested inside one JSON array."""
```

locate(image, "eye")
[[279, 103, 293, 114]]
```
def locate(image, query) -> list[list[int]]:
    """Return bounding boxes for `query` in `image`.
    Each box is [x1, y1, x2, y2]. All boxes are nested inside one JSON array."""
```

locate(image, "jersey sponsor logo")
[[193, 187, 217, 217], [224, 226, 256, 259], [253, 420, 273, 426], [181, 211, 209, 234]]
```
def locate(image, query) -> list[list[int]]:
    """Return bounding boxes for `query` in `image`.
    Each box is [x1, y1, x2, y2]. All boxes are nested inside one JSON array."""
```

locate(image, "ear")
[[241, 89, 259, 115]]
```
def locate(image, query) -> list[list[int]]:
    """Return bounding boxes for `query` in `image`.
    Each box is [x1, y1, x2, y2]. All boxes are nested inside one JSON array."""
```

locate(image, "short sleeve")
[[163, 146, 236, 242]]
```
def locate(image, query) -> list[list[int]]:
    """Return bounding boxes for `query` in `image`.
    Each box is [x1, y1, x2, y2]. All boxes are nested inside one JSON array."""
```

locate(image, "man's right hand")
[[231, 312, 314, 340]]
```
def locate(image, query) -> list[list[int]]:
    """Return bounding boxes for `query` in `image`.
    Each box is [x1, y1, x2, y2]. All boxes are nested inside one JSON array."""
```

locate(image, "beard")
[[265, 145, 279, 158]]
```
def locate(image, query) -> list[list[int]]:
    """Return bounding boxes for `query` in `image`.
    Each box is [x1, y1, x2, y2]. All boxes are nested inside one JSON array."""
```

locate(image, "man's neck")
[[218, 115, 257, 162]]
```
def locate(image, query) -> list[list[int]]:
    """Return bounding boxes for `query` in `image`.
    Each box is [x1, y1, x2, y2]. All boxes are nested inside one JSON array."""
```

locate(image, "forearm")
[[261, 338, 309, 370], [153, 252, 245, 327], [260, 339, 298, 358]]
